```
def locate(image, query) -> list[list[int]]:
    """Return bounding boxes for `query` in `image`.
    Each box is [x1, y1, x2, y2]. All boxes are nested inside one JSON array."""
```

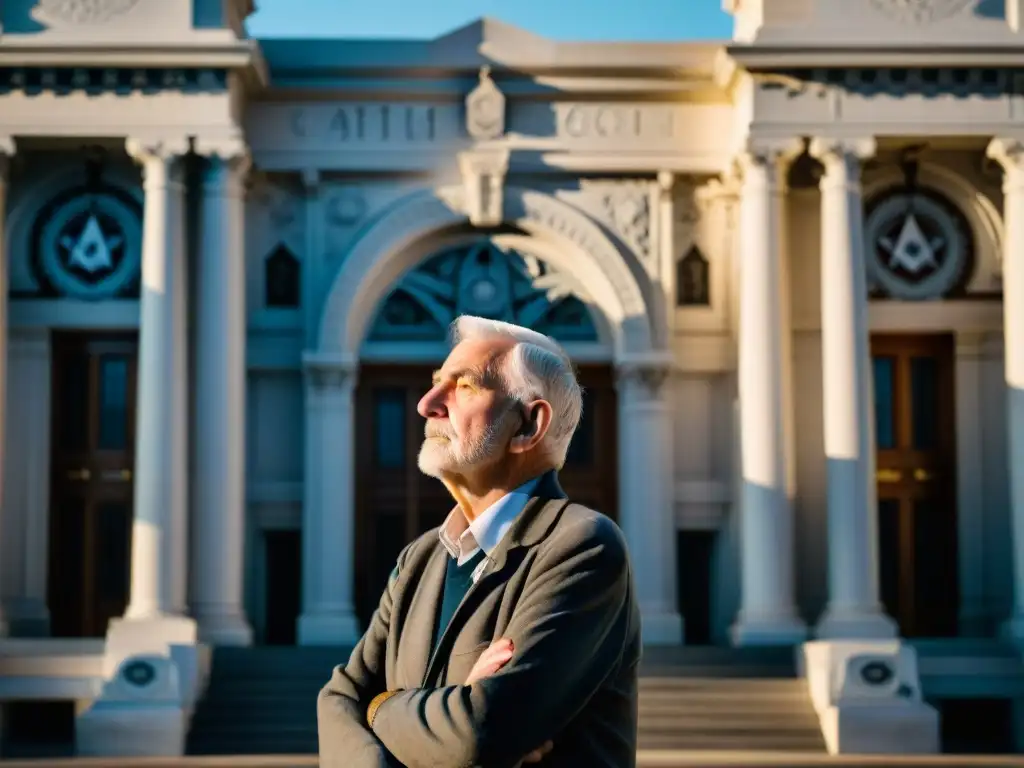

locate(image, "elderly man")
[[317, 315, 641, 768]]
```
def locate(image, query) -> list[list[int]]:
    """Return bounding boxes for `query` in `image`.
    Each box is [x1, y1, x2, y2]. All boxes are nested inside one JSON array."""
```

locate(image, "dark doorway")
[[871, 333, 958, 637], [48, 333, 137, 638], [264, 529, 302, 645], [677, 530, 715, 645]]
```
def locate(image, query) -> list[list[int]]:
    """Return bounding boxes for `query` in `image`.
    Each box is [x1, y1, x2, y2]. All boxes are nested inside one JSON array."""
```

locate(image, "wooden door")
[[354, 364, 617, 625], [871, 334, 958, 637], [48, 334, 137, 638]]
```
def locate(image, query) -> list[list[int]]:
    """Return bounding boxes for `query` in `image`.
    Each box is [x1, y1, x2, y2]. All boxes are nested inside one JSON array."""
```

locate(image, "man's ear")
[[509, 400, 553, 454]]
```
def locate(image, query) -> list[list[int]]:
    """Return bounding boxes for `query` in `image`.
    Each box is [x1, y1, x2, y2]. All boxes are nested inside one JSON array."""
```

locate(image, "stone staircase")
[[637, 646, 824, 752], [187, 645, 825, 756]]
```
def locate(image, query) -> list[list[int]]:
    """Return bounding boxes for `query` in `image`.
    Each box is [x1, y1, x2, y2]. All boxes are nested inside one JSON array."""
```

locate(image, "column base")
[[815, 604, 899, 640], [641, 609, 684, 646], [194, 610, 253, 647], [298, 610, 361, 646], [731, 611, 807, 647]]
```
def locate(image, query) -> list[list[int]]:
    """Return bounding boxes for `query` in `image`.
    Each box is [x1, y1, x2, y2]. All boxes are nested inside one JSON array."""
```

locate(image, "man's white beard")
[[417, 418, 508, 479]]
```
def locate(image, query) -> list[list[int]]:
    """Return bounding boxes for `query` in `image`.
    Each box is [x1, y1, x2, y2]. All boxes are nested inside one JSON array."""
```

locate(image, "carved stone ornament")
[[602, 188, 651, 262], [33, 0, 140, 24], [458, 149, 510, 227], [868, 0, 973, 23], [304, 358, 357, 394], [465, 66, 506, 141]]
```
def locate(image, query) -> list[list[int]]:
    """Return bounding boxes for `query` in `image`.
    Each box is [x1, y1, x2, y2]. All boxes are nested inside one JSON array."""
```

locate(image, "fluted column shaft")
[[298, 355, 361, 646], [732, 140, 807, 646], [811, 137, 896, 640], [987, 138, 1024, 642], [124, 138, 190, 619], [0, 140, 12, 636], [190, 147, 253, 645], [616, 357, 683, 644]]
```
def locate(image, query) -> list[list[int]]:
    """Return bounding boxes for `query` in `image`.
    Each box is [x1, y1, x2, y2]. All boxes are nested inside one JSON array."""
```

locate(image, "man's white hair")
[[449, 315, 584, 469]]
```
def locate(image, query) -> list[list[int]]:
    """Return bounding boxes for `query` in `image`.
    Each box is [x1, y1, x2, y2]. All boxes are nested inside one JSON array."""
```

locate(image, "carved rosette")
[[615, 360, 673, 404]]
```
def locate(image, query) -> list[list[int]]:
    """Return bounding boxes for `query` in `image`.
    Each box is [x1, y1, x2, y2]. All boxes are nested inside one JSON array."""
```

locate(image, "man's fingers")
[[465, 639, 515, 684], [522, 740, 554, 763]]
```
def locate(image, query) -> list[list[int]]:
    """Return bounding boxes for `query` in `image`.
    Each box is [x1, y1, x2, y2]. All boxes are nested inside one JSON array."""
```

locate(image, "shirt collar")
[[438, 475, 543, 562]]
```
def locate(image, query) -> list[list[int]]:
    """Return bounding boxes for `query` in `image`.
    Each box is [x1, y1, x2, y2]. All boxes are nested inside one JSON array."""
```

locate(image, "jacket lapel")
[[400, 542, 448, 687], [422, 470, 570, 685]]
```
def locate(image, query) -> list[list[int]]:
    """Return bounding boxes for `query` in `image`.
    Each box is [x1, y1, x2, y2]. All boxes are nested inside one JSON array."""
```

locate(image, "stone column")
[[616, 355, 683, 645], [122, 138, 192, 623], [731, 140, 807, 646], [0, 138, 13, 637], [189, 143, 253, 646], [987, 138, 1024, 643], [810, 137, 896, 639], [298, 353, 361, 646]]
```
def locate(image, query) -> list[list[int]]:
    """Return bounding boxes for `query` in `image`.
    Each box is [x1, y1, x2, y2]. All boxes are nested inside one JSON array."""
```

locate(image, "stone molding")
[[457, 148, 509, 227], [615, 353, 675, 402]]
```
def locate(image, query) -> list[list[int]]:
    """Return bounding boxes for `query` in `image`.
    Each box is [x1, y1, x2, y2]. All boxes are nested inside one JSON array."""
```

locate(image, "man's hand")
[[466, 639, 553, 764]]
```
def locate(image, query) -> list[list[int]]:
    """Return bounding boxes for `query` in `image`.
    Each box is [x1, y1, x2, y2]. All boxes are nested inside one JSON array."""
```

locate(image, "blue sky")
[[246, 0, 733, 40]]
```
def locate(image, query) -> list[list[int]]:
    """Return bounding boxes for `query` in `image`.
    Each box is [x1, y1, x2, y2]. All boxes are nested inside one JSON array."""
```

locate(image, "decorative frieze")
[[33, 0, 140, 25], [0, 68, 228, 95], [867, 0, 974, 24], [759, 68, 1017, 100]]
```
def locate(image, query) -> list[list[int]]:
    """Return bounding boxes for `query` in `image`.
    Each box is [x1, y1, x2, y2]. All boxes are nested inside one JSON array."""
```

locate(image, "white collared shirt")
[[438, 476, 542, 567]]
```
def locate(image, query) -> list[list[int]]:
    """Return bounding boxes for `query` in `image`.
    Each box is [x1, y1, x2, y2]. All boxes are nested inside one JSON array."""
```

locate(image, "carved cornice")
[[754, 67, 1021, 100]]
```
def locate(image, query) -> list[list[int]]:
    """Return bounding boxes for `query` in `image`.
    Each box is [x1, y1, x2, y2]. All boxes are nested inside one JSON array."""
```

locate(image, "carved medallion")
[[465, 67, 506, 140], [868, 0, 973, 23], [33, 0, 141, 24], [602, 190, 651, 261], [863, 187, 972, 300], [34, 187, 142, 300]]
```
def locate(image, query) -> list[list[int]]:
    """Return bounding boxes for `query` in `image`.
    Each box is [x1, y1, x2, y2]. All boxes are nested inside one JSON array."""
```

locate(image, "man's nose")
[[417, 386, 447, 419]]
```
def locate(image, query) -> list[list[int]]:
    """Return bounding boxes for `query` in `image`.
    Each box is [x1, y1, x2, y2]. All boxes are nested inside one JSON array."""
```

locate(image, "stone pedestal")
[[801, 640, 939, 755]]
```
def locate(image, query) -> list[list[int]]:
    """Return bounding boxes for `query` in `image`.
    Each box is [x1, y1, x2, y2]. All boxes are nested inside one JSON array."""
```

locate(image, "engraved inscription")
[[558, 105, 677, 141], [289, 105, 441, 143]]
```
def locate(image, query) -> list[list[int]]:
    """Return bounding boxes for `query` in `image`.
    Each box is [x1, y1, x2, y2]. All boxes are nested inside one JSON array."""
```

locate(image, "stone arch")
[[316, 185, 654, 361], [862, 161, 1003, 294]]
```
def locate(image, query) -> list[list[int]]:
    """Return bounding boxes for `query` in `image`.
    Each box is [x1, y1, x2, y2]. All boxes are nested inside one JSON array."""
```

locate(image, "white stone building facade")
[[1, 0, 1024, 756]]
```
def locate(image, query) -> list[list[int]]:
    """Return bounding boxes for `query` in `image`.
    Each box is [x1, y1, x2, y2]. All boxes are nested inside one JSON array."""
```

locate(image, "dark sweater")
[[431, 549, 487, 658]]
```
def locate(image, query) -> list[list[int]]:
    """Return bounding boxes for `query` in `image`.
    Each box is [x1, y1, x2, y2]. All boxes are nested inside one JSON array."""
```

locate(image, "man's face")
[[416, 337, 521, 479]]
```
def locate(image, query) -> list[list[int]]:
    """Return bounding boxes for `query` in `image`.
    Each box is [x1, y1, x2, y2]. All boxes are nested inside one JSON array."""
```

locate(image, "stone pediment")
[[726, 0, 1024, 52], [428, 17, 556, 67]]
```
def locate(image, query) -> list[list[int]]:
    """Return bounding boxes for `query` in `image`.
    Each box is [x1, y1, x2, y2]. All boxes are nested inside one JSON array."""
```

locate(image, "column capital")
[[615, 352, 675, 402], [125, 136, 190, 163], [986, 137, 1024, 171], [193, 136, 249, 162], [0, 136, 15, 180], [302, 351, 359, 392], [809, 136, 877, 165], [739, 137, 804, 169]]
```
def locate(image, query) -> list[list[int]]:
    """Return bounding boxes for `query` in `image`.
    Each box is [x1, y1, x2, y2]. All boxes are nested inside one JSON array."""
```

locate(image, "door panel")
[[48, 334, 137, 638], [871, 334, 958, 637], [354, 364, 617, 626]]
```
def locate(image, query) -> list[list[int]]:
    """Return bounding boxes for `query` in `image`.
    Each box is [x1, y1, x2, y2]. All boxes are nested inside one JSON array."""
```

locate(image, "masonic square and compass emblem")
[[863, 187, 972, 301], [34, 185, 142, 300]]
